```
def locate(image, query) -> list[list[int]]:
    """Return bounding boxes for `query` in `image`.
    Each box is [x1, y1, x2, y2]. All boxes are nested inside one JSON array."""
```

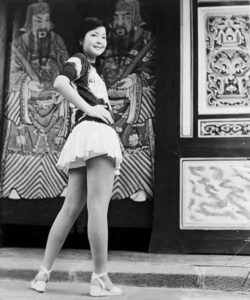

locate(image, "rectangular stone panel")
[[180, 158, 250, 229]]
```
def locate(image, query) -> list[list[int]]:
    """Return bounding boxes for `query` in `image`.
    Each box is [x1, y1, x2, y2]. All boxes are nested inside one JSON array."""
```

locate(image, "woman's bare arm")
[[54, 75, 113, 124]]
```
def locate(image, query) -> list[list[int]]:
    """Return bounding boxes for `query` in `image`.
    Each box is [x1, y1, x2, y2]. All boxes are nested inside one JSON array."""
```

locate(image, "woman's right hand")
[[86, 105, 114, 124]]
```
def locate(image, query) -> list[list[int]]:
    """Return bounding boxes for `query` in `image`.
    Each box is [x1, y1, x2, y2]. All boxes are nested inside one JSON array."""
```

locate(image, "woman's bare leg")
[[41, 167, 87, 271], [86, 155, 115, 275]]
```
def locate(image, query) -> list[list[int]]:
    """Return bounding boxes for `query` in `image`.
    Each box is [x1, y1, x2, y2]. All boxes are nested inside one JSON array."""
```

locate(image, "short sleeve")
[[59, 53, 89, 82]]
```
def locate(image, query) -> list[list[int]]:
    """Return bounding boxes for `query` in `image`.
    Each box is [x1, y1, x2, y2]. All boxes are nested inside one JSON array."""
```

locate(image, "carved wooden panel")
[[199, 118, 250, 137], [198, 6, 250, 115]]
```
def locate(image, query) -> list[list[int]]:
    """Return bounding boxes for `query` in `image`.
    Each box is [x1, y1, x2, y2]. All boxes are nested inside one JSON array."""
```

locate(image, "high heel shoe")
[[30, 266, 51, 293], [89, 272, 122, 297]]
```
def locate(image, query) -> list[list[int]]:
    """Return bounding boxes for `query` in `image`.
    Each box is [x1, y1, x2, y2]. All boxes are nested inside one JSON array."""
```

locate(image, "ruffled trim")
[[57, 121, 122, 175]]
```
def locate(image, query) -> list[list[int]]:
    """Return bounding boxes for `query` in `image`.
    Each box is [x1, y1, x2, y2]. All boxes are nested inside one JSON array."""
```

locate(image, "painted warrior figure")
[[0, 0, 70, 199], [102, 0, 156, 201]]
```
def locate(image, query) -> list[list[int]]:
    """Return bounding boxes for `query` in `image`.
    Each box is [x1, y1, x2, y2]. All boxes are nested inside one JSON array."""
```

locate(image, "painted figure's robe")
[[102, 32, 156, 201]]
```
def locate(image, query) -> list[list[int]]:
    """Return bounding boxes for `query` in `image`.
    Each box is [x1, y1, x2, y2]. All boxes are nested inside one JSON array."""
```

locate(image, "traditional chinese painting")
[[0, 0, 156, 202], [102, 0, 156, 201], [198, 6, 250, 115], [0, 1, 71, 199]]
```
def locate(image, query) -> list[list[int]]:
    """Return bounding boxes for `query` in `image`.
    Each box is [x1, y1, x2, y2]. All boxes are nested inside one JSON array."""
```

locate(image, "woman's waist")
[[74, 106, 114, 128]]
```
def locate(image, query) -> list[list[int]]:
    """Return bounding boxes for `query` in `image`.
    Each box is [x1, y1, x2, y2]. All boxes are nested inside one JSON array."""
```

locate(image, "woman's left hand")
[[85, 105, 114, 124]]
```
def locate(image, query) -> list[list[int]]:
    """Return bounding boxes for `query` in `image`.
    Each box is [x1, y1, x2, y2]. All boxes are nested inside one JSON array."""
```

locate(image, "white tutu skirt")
[[57, 121, 123, 175]]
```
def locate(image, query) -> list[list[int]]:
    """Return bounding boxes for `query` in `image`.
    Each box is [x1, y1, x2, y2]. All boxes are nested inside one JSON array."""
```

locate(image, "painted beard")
[[39, 30, 51, 65], [35, 29, 51, 65], [110, 26, 135, 58]]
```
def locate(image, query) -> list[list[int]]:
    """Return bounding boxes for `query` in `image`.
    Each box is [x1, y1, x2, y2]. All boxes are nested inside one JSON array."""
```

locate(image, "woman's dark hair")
[[79, 17, 107, 45], [78, 17, 107, 73]]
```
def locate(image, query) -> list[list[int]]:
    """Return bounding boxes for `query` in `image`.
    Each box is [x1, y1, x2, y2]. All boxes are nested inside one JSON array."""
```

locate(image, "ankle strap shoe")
[[90, 272, 122, 297], [30, 266, 52, 293]]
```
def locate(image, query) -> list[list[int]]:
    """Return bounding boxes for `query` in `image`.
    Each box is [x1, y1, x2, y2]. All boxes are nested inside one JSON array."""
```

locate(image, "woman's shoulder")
[[69, 52, 90, 66], [67, 52, 90, 78]]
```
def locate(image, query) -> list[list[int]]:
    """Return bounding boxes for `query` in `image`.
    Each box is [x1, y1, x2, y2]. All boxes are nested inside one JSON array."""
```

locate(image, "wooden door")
[[150, 0, 250, 254]]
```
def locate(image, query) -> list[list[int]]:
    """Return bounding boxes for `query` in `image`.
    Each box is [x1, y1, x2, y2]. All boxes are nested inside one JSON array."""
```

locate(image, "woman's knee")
[[61, 202, 82, 220], [87, 200, 108, 218]]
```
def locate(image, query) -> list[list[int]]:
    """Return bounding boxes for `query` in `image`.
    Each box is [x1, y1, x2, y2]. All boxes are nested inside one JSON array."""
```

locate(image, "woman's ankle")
[[91, 272, 114, 290], [35, 266, 52, 282], [41, 265, 52, 272], [36, 272, 49, 282]]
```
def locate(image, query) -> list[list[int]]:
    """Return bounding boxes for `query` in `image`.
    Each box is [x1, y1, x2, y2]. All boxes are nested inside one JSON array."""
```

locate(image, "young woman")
[[30, 17, 123, 297]]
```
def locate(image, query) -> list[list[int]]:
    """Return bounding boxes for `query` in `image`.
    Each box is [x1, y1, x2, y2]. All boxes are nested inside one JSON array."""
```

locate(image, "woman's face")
[[82, 26, 107, 61]]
